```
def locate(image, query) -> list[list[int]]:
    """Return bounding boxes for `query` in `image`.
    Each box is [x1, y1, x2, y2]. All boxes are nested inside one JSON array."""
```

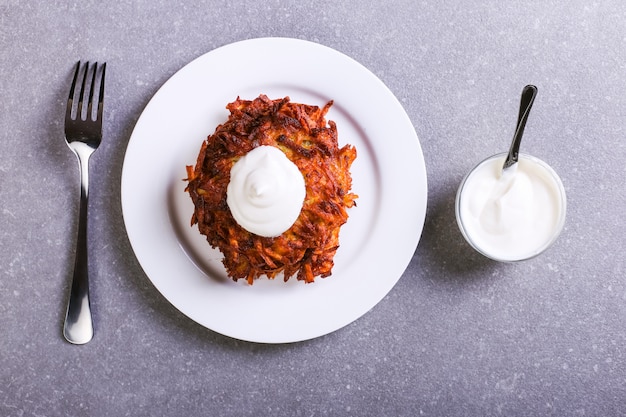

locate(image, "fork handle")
[[63, 151, 94, 344]]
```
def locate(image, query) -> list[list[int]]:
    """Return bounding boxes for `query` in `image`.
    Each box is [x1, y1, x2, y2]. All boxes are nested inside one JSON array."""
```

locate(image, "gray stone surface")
[[2, 1, 626, 416]]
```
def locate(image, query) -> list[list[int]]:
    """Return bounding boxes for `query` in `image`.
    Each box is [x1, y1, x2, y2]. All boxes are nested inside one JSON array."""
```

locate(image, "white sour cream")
[[227, 145, 306, 237], [456, 153, 566, 261]]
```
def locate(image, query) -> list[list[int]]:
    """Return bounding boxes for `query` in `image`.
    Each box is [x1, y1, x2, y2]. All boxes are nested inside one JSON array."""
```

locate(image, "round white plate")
[[121, 37, 427, 343]]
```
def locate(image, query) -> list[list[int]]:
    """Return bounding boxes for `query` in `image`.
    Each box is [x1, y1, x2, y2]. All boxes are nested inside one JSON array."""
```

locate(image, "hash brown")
[[185, 94, 357, 284]]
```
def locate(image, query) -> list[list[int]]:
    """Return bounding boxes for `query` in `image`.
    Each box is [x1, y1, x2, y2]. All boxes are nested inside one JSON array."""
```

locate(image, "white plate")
[[121, 37, 427, 343]]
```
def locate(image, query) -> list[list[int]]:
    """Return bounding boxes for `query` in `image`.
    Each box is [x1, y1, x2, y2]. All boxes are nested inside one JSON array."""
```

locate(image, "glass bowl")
[[455, 152, 567, 262]]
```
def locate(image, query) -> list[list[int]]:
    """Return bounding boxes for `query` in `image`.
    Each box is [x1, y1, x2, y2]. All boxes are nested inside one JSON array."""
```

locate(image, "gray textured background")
[[2, 1, 625, 416]]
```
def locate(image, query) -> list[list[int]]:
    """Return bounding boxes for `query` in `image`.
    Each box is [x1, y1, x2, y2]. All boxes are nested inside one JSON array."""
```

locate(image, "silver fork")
[[63, 61, 106, 345]]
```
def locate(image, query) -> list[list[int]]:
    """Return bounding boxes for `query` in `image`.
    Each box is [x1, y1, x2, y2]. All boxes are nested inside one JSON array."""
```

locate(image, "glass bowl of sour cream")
[[455, 152, 566, 262]]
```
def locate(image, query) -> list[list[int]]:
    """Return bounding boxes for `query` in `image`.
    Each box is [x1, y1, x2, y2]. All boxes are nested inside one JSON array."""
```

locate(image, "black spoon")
[[502, 85, 538, 171]]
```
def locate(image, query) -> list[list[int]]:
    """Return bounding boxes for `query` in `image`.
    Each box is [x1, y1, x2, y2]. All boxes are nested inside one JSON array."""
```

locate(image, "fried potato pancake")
[[185, 95, 357, 284]]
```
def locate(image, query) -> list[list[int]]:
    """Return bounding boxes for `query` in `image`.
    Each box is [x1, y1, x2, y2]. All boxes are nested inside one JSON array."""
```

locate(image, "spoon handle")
[[503, 85, 538, 170]]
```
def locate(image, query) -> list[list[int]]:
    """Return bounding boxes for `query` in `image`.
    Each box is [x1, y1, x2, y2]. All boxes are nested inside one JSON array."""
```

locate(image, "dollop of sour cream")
[[227, 145, 306, 237], [457, 154, 566, 261]]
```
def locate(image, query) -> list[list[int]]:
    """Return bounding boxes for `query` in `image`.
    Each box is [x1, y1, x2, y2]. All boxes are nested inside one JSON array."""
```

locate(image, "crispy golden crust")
[[185, 95, 357, 284]]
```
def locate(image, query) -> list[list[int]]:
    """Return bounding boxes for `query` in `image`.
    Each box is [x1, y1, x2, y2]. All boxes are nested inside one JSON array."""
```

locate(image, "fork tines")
[[66, 61, 106, 125]]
